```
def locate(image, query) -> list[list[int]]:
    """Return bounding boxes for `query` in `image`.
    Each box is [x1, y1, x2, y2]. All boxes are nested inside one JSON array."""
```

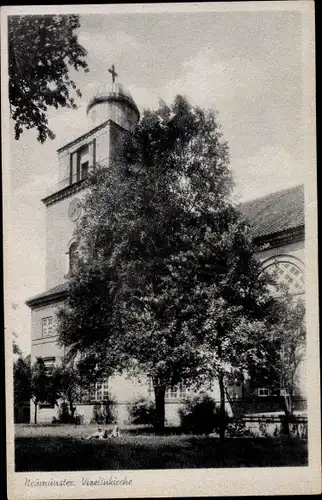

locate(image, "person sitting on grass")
[[110, 424, 120, 438], [83, 424, 121, 440], [84, 427, 106, 440]]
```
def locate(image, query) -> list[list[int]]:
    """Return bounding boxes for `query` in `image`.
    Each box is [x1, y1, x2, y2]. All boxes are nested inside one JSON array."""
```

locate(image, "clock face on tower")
[[68, 198, 82, 222]]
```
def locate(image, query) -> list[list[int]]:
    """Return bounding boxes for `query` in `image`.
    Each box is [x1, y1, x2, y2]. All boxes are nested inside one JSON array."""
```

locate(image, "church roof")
[[240, 184, 304, 239], [94, 82, 134, 101], [26, 282, 69, 307]]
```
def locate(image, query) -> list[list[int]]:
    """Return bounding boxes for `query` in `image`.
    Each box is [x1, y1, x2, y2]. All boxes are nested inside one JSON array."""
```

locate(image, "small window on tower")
[[69, 242, 78, 274], [77, 145, 89, 182], [70, 141, 95, 185]]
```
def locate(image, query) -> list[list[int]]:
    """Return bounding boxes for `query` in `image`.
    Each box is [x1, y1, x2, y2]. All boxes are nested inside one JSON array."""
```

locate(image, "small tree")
[[277, 298, 306, 414], [127, 396, 156, 426], [51, 361, 80, 420], [179, 393, 228, 435], [90, 399, 116, 425], [13, 355, 31, 417], [9, 14, 89, 143], [252, 296, 306, 419], [30, 358, 52, 424]]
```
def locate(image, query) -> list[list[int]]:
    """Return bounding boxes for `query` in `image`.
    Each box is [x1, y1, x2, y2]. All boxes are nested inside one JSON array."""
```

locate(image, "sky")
[[7, 7, 308, 354]]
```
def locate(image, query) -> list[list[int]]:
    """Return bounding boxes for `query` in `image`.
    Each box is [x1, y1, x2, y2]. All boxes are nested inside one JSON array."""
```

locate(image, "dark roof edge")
[[57, 115, 134, 155], [253, 224, 305, 250], [26, 288, 68, 309], [42, 178, 88, 207], [57, 119, 111, 154]]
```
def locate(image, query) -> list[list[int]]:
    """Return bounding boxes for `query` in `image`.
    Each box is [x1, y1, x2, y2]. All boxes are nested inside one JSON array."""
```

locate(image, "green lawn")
[[14, 425, 308, 471]]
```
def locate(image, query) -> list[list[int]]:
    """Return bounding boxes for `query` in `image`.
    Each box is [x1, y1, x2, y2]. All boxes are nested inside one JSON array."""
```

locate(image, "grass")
[[14, 425, 308, 471]]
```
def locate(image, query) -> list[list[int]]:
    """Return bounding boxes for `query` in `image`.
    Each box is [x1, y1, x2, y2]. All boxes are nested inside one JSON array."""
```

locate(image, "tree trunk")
[[218, 374, 226, 442], [154, 387, 166, 434], [225, 386, 234, 419], [68, 391, 75, 418], [282, 393, 292, 435], [34, 400, 38, 425]]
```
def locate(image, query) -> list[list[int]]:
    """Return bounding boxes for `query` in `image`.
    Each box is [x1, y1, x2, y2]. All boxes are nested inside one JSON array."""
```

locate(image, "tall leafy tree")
[[248, 294, 306, 419], [50, 358, 97, 419], [58, 96, 288, 434], [9, 14, 89, 143]]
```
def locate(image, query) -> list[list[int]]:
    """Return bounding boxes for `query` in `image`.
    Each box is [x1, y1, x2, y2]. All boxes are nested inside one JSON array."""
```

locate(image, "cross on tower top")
[[108, 64, 118, 84]]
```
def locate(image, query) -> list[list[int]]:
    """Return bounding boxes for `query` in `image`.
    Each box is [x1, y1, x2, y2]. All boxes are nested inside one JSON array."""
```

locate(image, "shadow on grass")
[[15, 435, 308, 472], [125, 426, 184, 435]]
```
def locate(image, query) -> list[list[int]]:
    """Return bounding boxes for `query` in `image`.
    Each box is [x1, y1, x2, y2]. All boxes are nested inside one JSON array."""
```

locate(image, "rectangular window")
[[76, 144, 89, 182], [165, 382, 189, 400], [258, 387, 270, 397], [89, 380, 109, 402], [148, 380, 190, 400], [42, 356, 56, 375], [42, 316, 55, 337]]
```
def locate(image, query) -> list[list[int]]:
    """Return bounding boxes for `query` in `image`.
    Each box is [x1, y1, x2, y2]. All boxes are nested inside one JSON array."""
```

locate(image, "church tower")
[[26, 69, 140, 418]]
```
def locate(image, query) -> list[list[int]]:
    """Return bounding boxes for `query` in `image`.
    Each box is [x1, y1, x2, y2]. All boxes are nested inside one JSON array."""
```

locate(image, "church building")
[[26, 70, 305, 425]]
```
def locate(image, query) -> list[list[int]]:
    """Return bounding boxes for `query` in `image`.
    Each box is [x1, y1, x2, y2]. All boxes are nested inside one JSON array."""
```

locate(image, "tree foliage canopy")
[[9, 14, 89, 143], [57, 96, 301, 431]]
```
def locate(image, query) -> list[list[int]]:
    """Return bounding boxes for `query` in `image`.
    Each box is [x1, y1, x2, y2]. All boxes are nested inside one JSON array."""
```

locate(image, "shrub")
[[225, 418, 253, 438], [52, 401, 83, 424], [127, 396, 156, 425], [179, 393, 230, 435], [58, 401, 71, 423], [73, 414, 83, 425], [90, 400, 116, 425]]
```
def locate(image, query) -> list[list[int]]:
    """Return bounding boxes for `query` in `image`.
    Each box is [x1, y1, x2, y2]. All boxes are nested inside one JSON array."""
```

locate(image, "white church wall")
[[31, 337, 64, 366], [45, 193, 87, 289], [109, 374, 150, 403], [95, 123, 111, 165], [57, 149, 70, 185]]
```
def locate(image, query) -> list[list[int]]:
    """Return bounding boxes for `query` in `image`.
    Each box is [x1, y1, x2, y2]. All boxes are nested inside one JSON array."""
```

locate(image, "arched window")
[[69, 241, 78, 274], [263, 256, 305, 295]]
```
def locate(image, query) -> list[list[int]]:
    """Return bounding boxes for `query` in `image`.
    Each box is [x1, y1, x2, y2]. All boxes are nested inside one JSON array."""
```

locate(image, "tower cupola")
[[86, 65, 140, 132]]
